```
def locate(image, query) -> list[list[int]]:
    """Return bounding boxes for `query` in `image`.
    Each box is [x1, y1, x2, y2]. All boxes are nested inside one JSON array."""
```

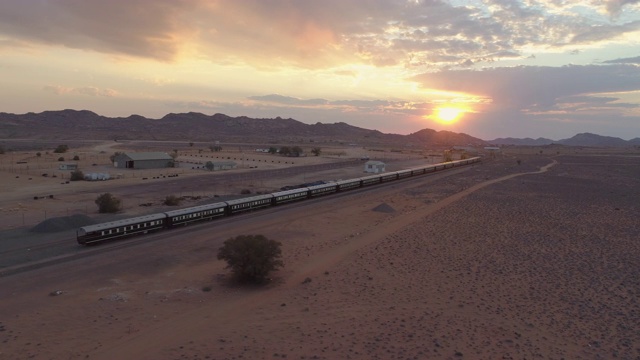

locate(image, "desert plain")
[[0, 141, 639, 360]]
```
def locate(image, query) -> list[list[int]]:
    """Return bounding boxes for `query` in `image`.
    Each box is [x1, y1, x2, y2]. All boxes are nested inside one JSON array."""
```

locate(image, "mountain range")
[[0, 109, 637, 148]]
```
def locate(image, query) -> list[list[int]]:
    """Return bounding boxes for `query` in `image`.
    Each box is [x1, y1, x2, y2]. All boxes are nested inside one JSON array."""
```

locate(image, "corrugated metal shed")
[[113, 152, 175, 169], [125, 152, 173, 161]]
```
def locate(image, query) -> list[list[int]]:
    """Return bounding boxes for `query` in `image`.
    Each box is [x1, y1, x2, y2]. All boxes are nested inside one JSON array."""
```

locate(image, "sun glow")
[[435, 106, 465, 124]]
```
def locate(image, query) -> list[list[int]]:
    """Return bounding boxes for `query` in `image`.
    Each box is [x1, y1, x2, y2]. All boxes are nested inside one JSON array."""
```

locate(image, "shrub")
[[311, 148, 321, 156], [70, 170, 84, 181], [240, 189, 251, 195], [109, 152, 122, 162], [164, 195, 181, 206], [73, 155, 80, 161], [36, 152, 41, 157], [53, 144, 69, 153], [205, 161, 214, 171], [95, 193, 121, 213], [0, 145, 4, 154], [217, 235, 283, 283], [58, 156, 65, 161]]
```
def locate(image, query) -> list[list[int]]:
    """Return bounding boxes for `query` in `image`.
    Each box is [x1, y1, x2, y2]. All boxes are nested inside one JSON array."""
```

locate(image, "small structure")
[[58, 163, 78, 171], [84, 173, 111, 181], [364, 160, 386, 173], [113, 152, 174, 169], [206, 161, 237, 171]]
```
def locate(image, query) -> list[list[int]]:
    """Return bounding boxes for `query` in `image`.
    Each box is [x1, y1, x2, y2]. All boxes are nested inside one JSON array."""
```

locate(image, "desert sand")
[[1, 149, 639, 360]]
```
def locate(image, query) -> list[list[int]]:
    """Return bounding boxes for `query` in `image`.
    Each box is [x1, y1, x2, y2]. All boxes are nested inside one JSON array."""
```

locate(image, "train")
[[76, 157, 480, 245]]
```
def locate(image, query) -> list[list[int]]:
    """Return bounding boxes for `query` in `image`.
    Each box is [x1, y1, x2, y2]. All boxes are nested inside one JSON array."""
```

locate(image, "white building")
[[364, 160, 386, 173]]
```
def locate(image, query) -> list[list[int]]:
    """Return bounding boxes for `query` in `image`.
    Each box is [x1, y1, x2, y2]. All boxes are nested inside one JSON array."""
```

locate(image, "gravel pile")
[[30, 214, 96, 233], [372, 203, 396, 213]]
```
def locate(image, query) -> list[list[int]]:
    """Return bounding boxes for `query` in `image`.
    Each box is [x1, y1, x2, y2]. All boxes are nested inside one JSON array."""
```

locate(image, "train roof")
[[163, 202, 227, 217], [271, 188, 309, 197], [78, 213, 167, 233], [225, 193, 274, 205], [306, 182, 337, 190]]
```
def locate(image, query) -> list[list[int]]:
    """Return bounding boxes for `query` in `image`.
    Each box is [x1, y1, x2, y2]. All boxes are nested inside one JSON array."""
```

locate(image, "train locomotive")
[[76, 157, 480, 245]]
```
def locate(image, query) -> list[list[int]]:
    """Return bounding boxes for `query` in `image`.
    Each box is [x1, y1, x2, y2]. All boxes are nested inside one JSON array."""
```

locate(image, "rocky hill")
[[0, 109, 485, 147], [489, 133, 637, 147]]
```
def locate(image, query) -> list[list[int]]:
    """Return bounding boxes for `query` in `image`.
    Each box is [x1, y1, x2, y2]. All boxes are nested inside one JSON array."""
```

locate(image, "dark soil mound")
[[372, 203, 396, 213], [30, 214, 96, 233]]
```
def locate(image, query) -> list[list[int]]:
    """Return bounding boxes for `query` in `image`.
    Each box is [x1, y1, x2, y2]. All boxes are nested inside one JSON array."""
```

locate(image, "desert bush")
[[57, 156, 65, 161], [73, 155, 80, 160], [70, 170, 84, 181], [109, 152, 122, 162], [36, 152, 41, 157], [217, 234, 283, 283], [240, 189, 251, 195], [205, 161, 214, 171], [0, 145, 4, 154], [95, 193, 121, 213], [311, 147, 321, 156], [53, 144, 69, 153], [164, 195, 181, 206]]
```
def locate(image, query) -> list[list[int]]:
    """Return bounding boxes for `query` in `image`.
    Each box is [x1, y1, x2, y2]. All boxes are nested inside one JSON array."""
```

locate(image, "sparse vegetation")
[[209, 145, 222, 152], [311, 147, 321, 156], [73, 155, 80, 160], [57, 156, 65, 161], [268, 147, 278, 154], [217, 234, 283, 283], [240, 189, 251, 195], [291, 146, 303, 157], [70, 170, 84, 181], [95, 193, 121, 213], [164, 195, 181, 206], [443, 151, 453, 162], [53, 144, 69, 153], [109, 152, 122, 162], [36, 152, 41, 157], [279, 146, 291, 156]]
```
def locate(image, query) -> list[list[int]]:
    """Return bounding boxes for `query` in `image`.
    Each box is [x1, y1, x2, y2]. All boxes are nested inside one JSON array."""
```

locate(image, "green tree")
[[217, 235, 283, 283], [95, 193, 121, 213], [268, 147, 278, 154], [311, 147, 321, 156], [205, 161, 214, 171], [164, 195, 181, 206], [109, 151, 122, 162], [279, 146, 291, 156], [291, 146, 303, 157], [70, 170, 84, 181], [54, 144, 69, 153]]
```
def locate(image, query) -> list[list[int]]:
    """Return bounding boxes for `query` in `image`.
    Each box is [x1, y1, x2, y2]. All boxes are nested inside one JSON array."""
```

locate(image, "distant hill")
[[489, 133, 637, 148], [0, 109, 485, 147], [556, 133, 632, 147], [488, 137, 555, 146], [1, 110, 635, 148]]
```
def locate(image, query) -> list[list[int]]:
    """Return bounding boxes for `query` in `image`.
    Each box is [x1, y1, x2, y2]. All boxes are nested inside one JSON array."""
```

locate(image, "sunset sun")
[[435, 107, 465, 124]]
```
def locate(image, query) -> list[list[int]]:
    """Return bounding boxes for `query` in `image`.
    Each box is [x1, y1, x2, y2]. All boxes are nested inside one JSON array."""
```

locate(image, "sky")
[[0, 0, 639, 140]]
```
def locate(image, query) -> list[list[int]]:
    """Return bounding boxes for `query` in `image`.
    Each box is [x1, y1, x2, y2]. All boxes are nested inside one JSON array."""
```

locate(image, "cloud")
[[1, 0, 637, 69], [43, 85, 117, 97], [603, 56, 640, 64], [412, 64, 640, 110], [605, 0, 640, 16]]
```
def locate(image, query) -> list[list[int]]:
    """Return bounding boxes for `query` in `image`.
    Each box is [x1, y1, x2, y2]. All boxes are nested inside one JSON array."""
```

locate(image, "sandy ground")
[[0, 141, 429, 230], [1, 150, 639, 359]]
